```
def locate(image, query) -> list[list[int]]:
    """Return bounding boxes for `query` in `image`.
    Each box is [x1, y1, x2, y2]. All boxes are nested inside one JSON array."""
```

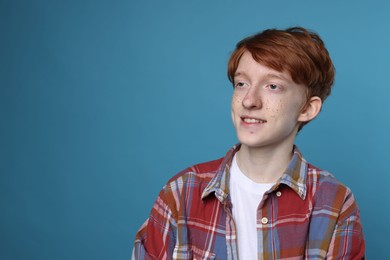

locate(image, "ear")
[[298, 96, 322, 123]]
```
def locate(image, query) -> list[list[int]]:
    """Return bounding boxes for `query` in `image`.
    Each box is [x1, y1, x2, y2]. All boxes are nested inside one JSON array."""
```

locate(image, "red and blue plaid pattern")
[[133, 145, 365, 259]]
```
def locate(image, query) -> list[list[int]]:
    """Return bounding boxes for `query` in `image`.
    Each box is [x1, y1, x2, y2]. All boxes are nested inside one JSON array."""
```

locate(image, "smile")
[[241, 117, 267, 124]]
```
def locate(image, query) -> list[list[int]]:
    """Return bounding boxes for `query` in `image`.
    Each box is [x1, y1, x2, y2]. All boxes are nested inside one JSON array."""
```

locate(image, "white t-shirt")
[[229, 154, 274, 259]]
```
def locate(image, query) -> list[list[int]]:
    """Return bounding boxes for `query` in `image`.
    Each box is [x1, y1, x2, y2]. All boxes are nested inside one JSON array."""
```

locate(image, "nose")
[[242, 86, 262, 109]]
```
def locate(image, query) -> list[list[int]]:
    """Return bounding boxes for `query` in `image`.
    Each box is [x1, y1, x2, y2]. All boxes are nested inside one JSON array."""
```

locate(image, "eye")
[[268, 84, 281, 91], [234, 81, 248, 89]]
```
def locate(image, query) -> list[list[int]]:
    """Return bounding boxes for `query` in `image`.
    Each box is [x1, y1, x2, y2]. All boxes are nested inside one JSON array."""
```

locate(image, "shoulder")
[[162, 157, 225, 193], [306, 163, 350, 194], [306, 163, 359, 221]]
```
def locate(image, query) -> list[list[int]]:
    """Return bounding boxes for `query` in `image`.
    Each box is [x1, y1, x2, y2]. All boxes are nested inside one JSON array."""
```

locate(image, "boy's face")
[[231, 51, 309, 150]]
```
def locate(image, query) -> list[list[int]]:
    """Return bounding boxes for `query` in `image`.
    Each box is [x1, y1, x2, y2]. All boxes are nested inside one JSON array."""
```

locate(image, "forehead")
[[235, 51, 294, 82]]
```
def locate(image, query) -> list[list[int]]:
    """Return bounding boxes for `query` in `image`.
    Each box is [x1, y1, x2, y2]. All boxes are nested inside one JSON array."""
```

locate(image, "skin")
[[231, 51, 322, 183]]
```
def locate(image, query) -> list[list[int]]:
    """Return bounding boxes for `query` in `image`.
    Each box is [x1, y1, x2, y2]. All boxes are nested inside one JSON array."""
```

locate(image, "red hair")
[[228, 27, 335, 103]]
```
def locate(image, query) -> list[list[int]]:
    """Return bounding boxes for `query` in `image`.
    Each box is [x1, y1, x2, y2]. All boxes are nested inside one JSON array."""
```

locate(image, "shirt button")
[[261, 217, 268, 224], [276, 191, 282, 197]]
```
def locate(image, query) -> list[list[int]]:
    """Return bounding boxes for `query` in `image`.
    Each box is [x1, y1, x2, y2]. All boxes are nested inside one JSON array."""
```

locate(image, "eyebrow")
[[234, 71, 290, 82]]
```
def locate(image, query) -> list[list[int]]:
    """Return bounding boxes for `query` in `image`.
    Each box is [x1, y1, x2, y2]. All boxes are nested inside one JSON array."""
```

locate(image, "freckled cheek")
[[231, 95, 240, 124], [265, 99, 285, 118], [231, 94, 242, 107]]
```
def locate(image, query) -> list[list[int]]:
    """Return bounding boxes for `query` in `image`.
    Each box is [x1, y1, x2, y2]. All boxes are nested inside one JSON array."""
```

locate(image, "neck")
[[236, 143, 294, 183]]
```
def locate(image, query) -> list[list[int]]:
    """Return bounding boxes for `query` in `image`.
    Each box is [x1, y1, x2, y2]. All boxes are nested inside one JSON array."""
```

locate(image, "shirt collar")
[[277, 146, 308, 200], [201, 144, 308, 202], [201, 144, 239, 202]]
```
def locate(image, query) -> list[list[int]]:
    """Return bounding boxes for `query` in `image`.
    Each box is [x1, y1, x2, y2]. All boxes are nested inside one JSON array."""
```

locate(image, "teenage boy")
[[132, 27, 365, 259]]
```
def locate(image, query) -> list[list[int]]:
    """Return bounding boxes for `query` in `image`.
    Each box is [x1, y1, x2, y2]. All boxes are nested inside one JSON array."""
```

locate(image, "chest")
[[175, 187, 334, 259]]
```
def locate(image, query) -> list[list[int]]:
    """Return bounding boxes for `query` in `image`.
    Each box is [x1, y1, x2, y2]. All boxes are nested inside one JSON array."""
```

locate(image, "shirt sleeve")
[[132, 188, 177, 260], [326, 190, 365, 259]]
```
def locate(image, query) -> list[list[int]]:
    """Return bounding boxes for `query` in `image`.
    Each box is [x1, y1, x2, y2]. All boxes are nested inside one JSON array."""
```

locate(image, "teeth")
[[243, 118, 265, 123]]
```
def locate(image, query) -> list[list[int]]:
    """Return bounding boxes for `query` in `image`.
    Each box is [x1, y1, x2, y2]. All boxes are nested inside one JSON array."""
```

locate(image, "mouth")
[[241, 116, 267, 124]]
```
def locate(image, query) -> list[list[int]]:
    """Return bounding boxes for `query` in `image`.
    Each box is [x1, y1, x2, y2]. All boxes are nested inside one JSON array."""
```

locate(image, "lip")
[[240, 116, 267, 125]]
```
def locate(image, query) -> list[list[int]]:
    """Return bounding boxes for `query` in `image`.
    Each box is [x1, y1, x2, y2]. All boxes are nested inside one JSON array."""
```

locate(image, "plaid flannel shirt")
[[133, 145, 365, 259]]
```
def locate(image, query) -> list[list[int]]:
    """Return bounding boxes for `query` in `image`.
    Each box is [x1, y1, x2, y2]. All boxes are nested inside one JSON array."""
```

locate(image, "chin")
[[237, 135, 269, 148]]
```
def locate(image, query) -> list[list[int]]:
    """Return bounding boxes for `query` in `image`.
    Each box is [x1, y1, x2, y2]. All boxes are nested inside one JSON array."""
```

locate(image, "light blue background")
[[1, 0, 389, 259]]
